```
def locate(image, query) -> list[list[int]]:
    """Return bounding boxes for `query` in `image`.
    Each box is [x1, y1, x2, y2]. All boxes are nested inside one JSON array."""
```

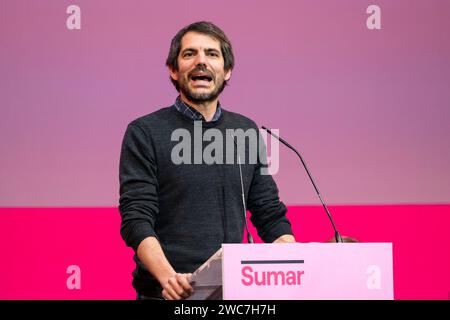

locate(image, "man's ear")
[[224, 69, 232, 81], [169, 66, 178, 81]]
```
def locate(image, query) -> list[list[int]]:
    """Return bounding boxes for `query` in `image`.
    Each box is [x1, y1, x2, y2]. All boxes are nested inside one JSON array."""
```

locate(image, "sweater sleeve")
[[119, 123, 159, 252], [246, 132, 294, 243]]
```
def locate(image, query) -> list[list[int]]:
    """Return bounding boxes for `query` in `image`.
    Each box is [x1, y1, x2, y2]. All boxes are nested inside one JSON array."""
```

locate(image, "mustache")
[[188, 66, 215, 80]]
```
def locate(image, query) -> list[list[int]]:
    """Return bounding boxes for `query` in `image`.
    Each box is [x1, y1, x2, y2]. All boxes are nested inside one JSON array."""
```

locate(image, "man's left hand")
[[273, 234, 296, 243]]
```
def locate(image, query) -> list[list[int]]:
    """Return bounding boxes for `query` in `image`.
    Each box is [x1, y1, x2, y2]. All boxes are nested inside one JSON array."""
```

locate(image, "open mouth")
[[190, 73, 213, 85]]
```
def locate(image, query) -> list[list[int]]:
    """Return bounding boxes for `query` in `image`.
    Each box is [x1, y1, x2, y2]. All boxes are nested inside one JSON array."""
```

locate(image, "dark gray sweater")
[[119, 106, 293, 296]]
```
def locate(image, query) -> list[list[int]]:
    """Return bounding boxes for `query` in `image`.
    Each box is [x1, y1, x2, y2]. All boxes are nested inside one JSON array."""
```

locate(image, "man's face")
[[169, 31, 232, 103]]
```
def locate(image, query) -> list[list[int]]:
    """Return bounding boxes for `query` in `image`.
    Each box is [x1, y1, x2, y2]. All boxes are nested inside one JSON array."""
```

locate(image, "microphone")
[[229, 132, 254, 244], [261, 126, 343, 243]]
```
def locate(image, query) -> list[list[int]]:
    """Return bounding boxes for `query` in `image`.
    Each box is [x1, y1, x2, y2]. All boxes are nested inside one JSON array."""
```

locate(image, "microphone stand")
[[229, 132, 254, 244], [261, 126, 343, 243]]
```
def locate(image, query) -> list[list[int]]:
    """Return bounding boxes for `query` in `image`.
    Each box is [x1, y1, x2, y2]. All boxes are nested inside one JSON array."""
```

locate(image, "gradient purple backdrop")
[[1, 0, 449, 206]]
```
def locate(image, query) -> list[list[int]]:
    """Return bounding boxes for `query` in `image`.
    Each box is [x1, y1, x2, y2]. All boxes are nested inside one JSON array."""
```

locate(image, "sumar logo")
[[241, 259, 305, 286]]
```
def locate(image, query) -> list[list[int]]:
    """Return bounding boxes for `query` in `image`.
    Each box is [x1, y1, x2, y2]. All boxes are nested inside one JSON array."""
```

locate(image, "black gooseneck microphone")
[[261, 126, 343, 243], [229, 132, 254, 244]]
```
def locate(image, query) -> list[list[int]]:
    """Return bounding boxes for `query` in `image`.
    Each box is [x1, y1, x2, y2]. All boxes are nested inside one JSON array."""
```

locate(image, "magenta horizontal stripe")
[[0, 205, 449, 300]]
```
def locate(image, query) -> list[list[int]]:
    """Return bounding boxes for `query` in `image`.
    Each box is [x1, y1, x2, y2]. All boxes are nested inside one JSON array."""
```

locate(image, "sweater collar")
[[172, 96, 222, 122]]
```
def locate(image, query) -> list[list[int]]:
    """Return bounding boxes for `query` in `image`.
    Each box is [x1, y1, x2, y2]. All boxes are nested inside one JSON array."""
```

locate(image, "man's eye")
[[184, 52, 193, 57], [208, 52, 219, 57]]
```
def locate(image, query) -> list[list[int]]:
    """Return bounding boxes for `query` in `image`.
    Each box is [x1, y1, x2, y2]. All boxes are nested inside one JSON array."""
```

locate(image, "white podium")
[[188, 243, 393, 300]]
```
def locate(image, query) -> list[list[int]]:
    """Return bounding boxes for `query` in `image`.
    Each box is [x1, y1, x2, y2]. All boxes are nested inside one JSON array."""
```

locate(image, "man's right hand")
[[136, 237, 194, 300], [161, 273, 194, 300]]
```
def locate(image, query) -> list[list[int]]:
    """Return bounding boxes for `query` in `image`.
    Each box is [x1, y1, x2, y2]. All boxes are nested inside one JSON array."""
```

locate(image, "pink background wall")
[[1, 0, 450, 206], [0, 0, 449, 299], [1, 206, 448, 300]]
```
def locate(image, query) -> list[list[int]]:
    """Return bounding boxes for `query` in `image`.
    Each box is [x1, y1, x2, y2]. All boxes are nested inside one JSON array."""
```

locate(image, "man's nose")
[[194, 52, 207, 65]]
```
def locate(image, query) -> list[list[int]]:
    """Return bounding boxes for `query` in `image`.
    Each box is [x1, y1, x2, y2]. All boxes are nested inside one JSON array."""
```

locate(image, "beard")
[[178, 76, 227, 104]]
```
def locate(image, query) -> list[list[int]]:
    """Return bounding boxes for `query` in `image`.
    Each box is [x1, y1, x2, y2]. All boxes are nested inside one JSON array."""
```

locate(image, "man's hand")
[[273, 234, 296, 243], [161, 273, 194, 300], [136, 237, 195, 300]]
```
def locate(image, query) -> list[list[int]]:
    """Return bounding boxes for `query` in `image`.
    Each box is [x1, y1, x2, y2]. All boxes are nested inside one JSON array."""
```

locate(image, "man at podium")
[[119, 21, 295, 300]]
